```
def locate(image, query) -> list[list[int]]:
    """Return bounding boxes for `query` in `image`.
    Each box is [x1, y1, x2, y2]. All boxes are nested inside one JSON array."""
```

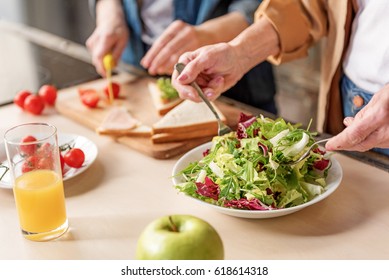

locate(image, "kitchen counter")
[[1, 94, 389, 260]]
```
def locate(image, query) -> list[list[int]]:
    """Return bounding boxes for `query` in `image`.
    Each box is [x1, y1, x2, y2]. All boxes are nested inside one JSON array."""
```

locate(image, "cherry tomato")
[[37, 142, 52, 157], [64, 148, 85, 168], [14, 90, 32, 109], [21, 156, 38, 173], [38, 85, 57, 106], [37, 157, 53, 170], [103, 82, 120, 99], [24, 95, 45, 115], [20, 135, 37, 156], [79, 88, 97, 97], [78, 88, 100, 108]]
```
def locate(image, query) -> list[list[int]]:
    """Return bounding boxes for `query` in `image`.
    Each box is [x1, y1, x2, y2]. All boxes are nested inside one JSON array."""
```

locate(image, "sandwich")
[[148, 77, 183, 115], [151, 99, 226, 143]]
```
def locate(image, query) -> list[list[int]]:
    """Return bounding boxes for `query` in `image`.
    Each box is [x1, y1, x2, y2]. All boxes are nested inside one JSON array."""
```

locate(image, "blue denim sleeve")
[[228, 0, 262, 24]]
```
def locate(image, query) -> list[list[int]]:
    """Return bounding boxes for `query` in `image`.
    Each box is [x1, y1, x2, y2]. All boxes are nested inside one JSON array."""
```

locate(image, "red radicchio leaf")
[[238, 112, 254, 123], [241, 116, 256, 128], [224, 198, 271, 210], [195, 176, 220, 200], [313, 147, 326, 155], [236, 123, 247, 139], [202, 148, 210, 157], [258, 143, 268, 156], [313, 159, 330, 170], [236, 114, 257, 139]]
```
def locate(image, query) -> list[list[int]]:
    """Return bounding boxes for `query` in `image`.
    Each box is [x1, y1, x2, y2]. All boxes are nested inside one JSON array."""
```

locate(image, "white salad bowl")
[[172, 142, 343, 219]]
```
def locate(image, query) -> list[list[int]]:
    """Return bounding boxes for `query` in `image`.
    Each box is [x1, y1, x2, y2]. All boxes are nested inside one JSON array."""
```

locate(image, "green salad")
[[173, 114, 332, 211], [157, 77, 179, 102]]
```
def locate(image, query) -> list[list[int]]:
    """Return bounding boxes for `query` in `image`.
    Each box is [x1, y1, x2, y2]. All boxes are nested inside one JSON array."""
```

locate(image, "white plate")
[[0, 133, 98, 189], [172, 142, 343, 219]]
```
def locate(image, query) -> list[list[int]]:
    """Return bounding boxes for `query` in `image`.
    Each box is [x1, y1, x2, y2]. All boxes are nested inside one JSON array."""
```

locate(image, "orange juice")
[[14, 169, 67, 234]]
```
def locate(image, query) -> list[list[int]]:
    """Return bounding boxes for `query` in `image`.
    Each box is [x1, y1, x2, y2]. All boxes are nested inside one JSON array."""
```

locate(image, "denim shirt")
[[121, 0, 260, 68]]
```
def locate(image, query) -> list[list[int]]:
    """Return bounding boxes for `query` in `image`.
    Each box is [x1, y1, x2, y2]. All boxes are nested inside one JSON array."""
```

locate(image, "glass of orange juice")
[[4, 123, 68, 241]]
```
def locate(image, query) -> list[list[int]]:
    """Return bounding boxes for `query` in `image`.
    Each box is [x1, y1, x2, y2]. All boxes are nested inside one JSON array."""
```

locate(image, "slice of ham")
[[97, 106, 140, 133]]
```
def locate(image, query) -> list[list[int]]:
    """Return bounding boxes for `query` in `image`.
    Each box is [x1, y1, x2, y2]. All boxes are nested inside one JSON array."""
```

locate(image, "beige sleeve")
[[255, 0, 328, 64]]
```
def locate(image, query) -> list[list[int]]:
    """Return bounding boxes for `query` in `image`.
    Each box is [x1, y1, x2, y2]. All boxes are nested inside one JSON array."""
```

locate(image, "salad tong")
[[174, 63, 233, 136], [285, 138, 331, 165]]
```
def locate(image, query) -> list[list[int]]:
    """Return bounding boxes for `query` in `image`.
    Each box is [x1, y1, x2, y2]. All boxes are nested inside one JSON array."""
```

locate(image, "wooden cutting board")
[[56, 73, 248, 159]]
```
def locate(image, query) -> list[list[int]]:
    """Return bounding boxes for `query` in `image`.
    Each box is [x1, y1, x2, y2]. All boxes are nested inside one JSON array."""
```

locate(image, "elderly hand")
[[171, 16, 280, 102], [326, 84, 389, 152], [171, 43, 246, 102], [86, 0, 128, 77]]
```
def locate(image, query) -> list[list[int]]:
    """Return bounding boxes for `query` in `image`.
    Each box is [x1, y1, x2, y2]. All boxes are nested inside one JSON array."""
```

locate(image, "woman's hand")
[[326, 84, 389, 152], [86, 0, 128, 76]]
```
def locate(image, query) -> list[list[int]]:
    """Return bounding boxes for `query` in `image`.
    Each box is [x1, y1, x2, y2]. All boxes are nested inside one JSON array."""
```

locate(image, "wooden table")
[[1, 95, 389, 260]]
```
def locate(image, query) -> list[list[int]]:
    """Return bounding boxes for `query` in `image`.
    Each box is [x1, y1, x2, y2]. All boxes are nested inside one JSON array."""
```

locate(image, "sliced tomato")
[[78, 88, 98, 97], [78, 88, 100, 108], [103, 82, 120, 99], [81, 94, 100, 108]]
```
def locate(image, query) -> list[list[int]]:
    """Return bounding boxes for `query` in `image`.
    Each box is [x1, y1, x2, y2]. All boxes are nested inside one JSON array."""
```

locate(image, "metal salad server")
[[174, 63, 233, 136], [285, 138, 331, 165]]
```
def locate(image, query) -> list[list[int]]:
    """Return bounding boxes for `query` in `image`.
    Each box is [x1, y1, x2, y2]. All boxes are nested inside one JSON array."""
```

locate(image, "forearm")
[[195, 12, 250, 45], [96, 0, 125, 25], [228, 16, 280, 73]]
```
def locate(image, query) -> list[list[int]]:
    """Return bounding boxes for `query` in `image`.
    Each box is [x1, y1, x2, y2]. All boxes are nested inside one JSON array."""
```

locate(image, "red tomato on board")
[[64, 148, 85, 168], [14, 90, 32, 109], [20, 135, 38, 156], [78, 88, 100, 108], [38, 85, 57, 106], [24, 95, 45, 115], [103, 82, 120, 99]]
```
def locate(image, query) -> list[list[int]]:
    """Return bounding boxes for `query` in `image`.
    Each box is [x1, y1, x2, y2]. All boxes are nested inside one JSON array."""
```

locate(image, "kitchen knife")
[[103, 53, 115, 104]]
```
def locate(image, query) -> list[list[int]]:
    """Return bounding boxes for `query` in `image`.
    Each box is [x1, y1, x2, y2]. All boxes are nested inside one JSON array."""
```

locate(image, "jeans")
[[341, 75, 389, 156]]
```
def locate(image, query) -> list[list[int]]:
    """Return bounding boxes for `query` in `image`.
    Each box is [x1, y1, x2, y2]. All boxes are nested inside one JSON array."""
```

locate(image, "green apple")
[[136, 215, 224, 260]]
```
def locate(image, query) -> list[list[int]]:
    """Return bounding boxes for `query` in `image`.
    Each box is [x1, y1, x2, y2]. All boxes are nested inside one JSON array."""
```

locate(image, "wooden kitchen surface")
[[56, 73, 249, 159]]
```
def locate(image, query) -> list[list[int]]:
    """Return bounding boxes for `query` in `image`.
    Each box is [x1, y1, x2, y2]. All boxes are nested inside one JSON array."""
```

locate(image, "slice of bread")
[[148, 82, 183, 115], [96, 106, 152, 137], [151, 130, 214, 144], [152, 100, 226, 141]]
